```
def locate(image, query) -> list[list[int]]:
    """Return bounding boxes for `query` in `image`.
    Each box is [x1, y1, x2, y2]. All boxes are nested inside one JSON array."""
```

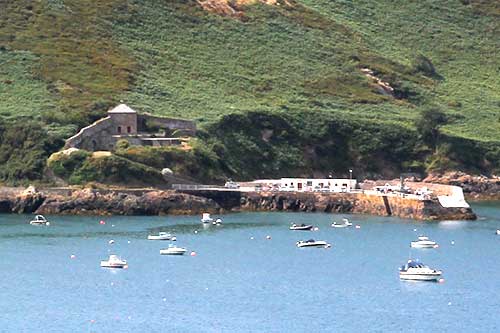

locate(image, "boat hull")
[[290, 226, 313, 231], [399, 272, 441, 281], [30, 221, 50, 226], [100, 262, 127, 268], [148, 236, 176, 241], [410, 242, 437, 248], [296, 242, 330, 248], [160, 249, 187, 255], [331, 224, 349, 228]]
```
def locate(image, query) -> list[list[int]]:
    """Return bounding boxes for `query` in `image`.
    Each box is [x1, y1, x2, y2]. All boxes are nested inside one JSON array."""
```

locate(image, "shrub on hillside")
[[0, 121, 64, 184], [69, 155, 164, 185], [47, 150, 91, 178]]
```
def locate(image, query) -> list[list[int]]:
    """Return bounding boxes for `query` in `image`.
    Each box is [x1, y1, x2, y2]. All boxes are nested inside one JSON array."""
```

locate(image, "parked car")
[[225, 181, 240, 189]]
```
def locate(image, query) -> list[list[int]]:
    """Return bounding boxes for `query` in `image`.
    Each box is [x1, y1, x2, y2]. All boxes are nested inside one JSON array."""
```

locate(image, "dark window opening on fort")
[[117, 126, 121, 134], [127, 126, 131, 133]]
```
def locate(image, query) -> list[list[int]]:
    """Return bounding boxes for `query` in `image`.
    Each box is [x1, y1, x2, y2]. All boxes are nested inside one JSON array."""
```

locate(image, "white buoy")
[[194, 230, 198, 234], [266, 235, 271, 240], [109, 240, 115, 244], [127, 240, 131, 244], [451, 241, 455, 245], [70, 254, 76, 259], [355, 225, 361, 229], [250, 236, 254, 240], [313, 227, 319, 231]]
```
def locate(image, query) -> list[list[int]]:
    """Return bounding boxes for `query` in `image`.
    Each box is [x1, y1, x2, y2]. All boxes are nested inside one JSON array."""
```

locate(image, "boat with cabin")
[[201, 213, 213, 224], [296, 239, 331, 248], [410, 236, 438, 248], [399, 259, 442, 281], [331, 218, 352, 228], [147, 232, 176, 241], [289, 223, 313, 231], [29, 215, 50, 226], [100, 255, 127, 268], [160, 244, 187, 255]]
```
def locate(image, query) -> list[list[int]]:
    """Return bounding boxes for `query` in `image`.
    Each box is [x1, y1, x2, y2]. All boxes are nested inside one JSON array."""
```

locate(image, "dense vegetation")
[[0, 0, 499, 185]]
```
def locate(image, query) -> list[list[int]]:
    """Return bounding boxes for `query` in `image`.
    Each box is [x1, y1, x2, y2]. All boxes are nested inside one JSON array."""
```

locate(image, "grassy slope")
[[0, 0, 499, 182], [301, 0, 500, 141]]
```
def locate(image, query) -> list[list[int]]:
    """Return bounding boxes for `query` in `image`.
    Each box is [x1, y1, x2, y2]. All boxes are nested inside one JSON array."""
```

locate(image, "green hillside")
[[0, 0, 499, 184]]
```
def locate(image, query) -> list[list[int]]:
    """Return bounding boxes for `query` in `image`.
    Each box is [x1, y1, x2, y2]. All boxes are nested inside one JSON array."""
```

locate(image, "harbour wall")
[[180, 190, 476, 220]]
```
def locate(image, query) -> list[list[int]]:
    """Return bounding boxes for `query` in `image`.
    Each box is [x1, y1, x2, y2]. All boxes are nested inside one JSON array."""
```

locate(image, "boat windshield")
[[406, 261, 427, 268], [306, 239, 315, 242]]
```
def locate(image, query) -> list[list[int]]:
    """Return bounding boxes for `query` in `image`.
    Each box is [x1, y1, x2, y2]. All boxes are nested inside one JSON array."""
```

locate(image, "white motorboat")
[[296, 239, 331, 248], [212, 218, 223, 225], [160, 244, 187, 255], [399, 259, 442, 281], [341, 218, 353, 226], [201, 213, 213, 224], [100, 254, 127, 268], [29, 215, 50, 226], [496, 230, 500, 235], [410, 236, 438, 248], [290, 223, 313, 231], [331, 222, 350, 228], [147, 232, 176, 241]]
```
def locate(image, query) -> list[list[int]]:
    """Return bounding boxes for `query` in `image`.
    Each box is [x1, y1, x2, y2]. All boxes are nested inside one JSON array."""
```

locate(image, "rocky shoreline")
[[0, 185, 478, 220], [0, 187, 220, 216]]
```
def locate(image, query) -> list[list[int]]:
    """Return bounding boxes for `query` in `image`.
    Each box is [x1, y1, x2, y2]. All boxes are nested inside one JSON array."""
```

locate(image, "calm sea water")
[[0, 202, 499, 332]]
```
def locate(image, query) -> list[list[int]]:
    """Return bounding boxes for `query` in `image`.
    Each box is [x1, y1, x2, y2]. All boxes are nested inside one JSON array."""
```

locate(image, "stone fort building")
[[65, 104, 196, 151]]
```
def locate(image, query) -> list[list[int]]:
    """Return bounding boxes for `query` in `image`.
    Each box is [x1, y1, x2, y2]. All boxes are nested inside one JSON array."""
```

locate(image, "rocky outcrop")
[[36, 189, 220, 215], [424, 172, 500, 200], [196, 0, 293, 18], [0, 187, 220, 216]]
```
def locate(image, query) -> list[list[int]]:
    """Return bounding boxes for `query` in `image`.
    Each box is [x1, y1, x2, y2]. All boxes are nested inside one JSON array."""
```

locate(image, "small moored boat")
[[100, 254, 127, 268], [341, 218, 352, 226], [147, 232, 176, 241], [201, 213, 213, 224], [296, 239, 331, 248], [399, 259, 442, 281], [496, 230, 500, 235], [410, 236, 438, 248], [29, 215, 50, 226], [289, 223, 313, 231], [212, 218, 223, 225], [160, 244, 187, 255]]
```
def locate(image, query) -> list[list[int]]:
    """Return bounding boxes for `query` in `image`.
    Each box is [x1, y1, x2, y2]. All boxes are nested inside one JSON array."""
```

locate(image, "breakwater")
[[0, 187, 476, 220]]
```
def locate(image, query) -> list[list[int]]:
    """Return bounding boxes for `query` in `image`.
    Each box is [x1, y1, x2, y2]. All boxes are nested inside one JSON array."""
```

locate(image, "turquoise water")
[[0, 203, 499, 332]]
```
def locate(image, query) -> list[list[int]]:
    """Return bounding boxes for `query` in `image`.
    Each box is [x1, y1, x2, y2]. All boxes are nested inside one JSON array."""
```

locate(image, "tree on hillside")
[[415, 107, 448, 151]]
